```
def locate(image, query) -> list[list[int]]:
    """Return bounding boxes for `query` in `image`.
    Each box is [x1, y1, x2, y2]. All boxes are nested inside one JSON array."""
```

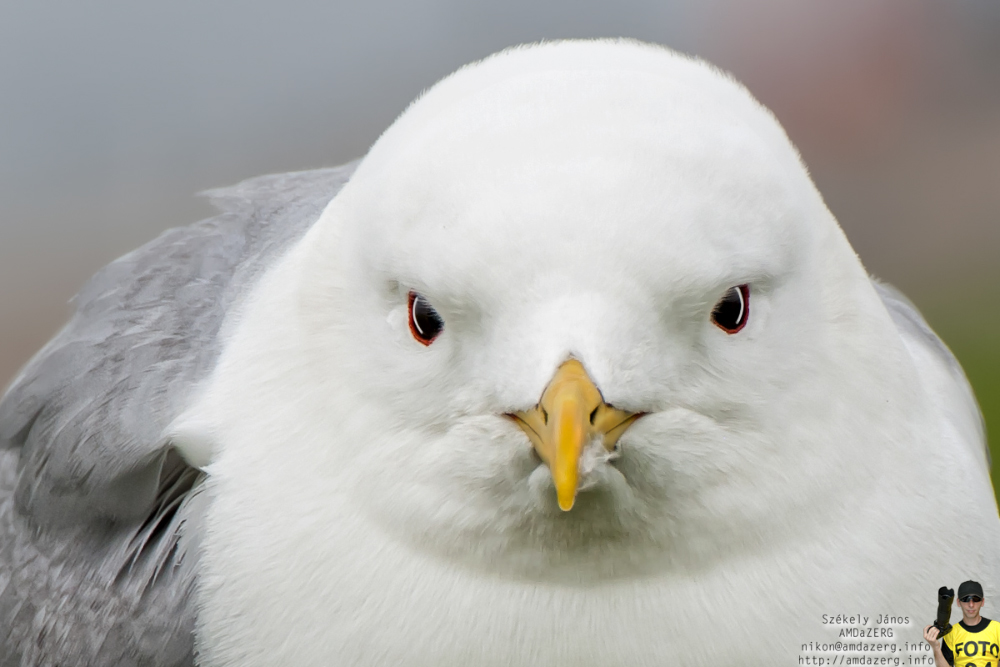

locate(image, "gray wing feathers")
[[0, 162, 357, 666], [873, 279, 989, 465]]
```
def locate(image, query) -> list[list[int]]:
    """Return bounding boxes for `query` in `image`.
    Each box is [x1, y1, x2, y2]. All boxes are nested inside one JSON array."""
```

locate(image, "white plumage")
[[170, 40, 1000, 665], [10, 39, 991, 666]]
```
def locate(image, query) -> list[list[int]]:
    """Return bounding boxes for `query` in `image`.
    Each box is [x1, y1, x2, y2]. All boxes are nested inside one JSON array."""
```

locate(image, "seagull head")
[[186, 40, 919, 585]]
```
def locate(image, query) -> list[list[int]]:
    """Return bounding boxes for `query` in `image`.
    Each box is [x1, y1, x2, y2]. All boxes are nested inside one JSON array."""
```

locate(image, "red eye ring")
[[407, 291, 444, 345], [711, 284, 750, 334]]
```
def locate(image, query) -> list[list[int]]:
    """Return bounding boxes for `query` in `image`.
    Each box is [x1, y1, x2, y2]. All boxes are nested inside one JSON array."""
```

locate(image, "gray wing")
[[0, 162, 357, 667], [873, 279, 989, 465]]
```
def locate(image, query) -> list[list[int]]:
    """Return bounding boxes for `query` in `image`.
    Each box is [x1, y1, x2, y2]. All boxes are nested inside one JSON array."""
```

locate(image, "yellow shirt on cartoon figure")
[[942, 619, 1000, 666]]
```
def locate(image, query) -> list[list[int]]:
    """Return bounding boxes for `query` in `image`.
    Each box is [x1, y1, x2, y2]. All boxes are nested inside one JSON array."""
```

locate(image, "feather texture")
[[0, 163, 357, 666]]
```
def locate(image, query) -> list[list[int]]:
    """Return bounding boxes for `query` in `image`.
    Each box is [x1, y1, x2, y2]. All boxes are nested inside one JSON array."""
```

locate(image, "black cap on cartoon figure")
[[958, 581, 984, 600]]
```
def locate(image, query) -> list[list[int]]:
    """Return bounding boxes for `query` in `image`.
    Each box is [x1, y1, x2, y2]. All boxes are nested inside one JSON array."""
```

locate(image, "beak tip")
[[557, 493, 576, 512]]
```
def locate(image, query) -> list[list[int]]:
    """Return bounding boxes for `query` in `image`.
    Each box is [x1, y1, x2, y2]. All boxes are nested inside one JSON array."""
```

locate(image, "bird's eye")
[[408, 291, 444, 345], [711, 284, 749, 334]]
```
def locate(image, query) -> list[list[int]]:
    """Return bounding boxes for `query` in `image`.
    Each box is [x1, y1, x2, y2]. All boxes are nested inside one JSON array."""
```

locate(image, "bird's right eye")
[[408, 292, 444, 345], [711, 284, 749, 334]]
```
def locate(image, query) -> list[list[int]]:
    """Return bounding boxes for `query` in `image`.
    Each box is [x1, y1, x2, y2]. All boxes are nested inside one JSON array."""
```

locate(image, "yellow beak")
[[509, 359, 642, 511]]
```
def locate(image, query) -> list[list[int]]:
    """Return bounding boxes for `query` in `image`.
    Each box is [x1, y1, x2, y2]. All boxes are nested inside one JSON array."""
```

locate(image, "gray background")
[[2, 0, 999, 471]]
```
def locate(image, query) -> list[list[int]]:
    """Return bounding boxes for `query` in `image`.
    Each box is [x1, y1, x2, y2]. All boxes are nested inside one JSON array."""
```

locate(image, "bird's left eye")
[[408, 292, 444, 345], [711, 284, 749, 334]]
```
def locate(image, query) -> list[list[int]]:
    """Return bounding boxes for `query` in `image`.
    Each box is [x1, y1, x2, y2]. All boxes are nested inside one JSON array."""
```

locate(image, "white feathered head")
[[190, 40, 922, 585]]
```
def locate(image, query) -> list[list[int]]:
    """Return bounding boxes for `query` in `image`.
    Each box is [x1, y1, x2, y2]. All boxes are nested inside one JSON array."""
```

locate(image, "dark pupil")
[[712, 286, 746, 331], [412, 295, 444, 341]]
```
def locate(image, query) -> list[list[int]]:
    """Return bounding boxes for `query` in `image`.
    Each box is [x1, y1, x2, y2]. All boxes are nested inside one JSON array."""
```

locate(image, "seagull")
[[2, 39, 997, 666]]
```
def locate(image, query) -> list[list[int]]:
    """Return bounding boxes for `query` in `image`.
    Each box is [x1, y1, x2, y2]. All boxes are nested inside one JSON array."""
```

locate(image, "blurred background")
[[2, 0, 998, 491]]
